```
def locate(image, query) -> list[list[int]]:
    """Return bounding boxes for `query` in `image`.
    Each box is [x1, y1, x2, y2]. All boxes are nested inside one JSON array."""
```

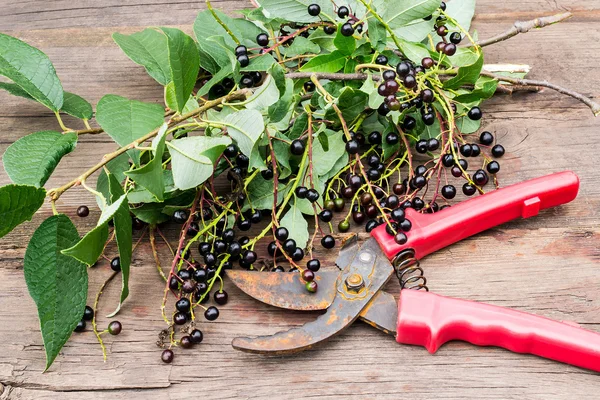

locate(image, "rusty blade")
[[232, 237, 395, 354], [358, 290, 397, 336], [225, 269, 340, 311]]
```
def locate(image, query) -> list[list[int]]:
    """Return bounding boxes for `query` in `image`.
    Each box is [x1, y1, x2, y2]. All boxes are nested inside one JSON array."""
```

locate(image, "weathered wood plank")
[[1, 0, 600, 399]]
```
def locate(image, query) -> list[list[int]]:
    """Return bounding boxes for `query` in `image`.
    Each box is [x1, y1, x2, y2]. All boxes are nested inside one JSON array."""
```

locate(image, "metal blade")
[[232, 237, 395, 354], [225, 269, 340, 311], [358, 291, 397, 336]]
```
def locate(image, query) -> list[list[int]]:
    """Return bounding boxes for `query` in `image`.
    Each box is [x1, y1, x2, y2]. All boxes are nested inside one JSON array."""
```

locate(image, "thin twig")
[[480, 71, 600, 116], [149, 226, 167, 282], [92, 271, 119, 362], [476, 12, 573, 47], [286, 72, 375, 81], [48, 89, 250, 202]]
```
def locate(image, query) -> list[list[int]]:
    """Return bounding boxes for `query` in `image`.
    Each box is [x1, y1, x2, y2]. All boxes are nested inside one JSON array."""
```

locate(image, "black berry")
[[491, 144, 505, 158], [214, 290, 228, 305], [205, 306, 219, 321], [341, 23, 354, 37], [173, 210, 188, 223], [487, 161, 500, 174], [108, 321, 122, 335], [190, 329, 203, 344], [290, 139, 305, 155], [441, 185, 456, 199], [467, 107, 482, 121], [257, 33, 269, 46], [321, 235, 335, 249], [161, 349, 174, 364], [307, 259, 320, 272], [77, 205, 89, 217], [110, 257, 121, 272], [337, 6, 349, 18], [307, 3, 321, 16]]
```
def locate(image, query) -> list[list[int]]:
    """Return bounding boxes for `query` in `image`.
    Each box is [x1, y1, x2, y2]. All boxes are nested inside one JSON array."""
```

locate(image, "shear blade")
[[225, 269, 340, 310], [231, 237, 395, 354]]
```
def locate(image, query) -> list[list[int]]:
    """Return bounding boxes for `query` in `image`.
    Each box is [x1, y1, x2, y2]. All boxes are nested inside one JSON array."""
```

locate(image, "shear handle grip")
[[373, 171, 580, 260], [396, 290, 600, 372]]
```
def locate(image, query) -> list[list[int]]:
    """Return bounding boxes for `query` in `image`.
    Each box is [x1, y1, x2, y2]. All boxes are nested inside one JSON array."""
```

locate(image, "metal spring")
[[392, 248, 428, 291]]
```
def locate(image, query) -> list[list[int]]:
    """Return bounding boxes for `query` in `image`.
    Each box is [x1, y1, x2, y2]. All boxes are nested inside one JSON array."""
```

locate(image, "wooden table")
[[1, 1, 599, 398]]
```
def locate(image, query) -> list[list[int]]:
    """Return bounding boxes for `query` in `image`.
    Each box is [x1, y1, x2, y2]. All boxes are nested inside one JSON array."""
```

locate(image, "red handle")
[[396, 290, 600, 372], [372, 171, 579, 260]]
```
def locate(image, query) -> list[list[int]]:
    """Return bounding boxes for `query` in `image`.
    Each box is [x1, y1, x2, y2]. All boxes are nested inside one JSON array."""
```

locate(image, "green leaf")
[[333, 28, 356, 56], [0, 185, 46, 238], [95, 95, 165, 165], [453, 76, 498, 103], [368, 18, 387, 51], [260, 0, 333, 23], [106, 173, 132, 317], [3, 131, 77, 187], [398, 39, 431, 64], [0, 33, 63, 111], [280, 201, 309, 249], [326, 87, 368, 124], [444, 53, 484, 90], [24, 214, 87, 371], [61, 194, 128, 265], [447, 47, 480, 67], [456, 115, 481, 133], [112, 29, 170, 85], [241, 54, 276, 72], [360, 74, 384, 110], [61, 92, 93, 120], [167, 135, 231, 190], [268, 79, 295, 124], [246, 74, 280, 110], [0, 81, 34, 99], [392, 18, 435, 42], [282, 36, 320, 57], [299, 50, 346, 73], [197, 64, 233, 97], [311, 129, 347, 176], [243, 175, 286, 211], [289, 112, 308, 140], [96, 153, 130, 209], [193, 10, 239, 73], [130, 191, 195, 224], [384, 0, 440, 29], [0, 84, 92, 120], [445, 0, 476, 31], [160, 28, 200, 113], [222, 109, 265, 157], [125, 124, 168, 201]]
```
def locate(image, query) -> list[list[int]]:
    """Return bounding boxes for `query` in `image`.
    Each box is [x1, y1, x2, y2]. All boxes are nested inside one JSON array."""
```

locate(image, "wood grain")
[[1, 0, 600, 398]]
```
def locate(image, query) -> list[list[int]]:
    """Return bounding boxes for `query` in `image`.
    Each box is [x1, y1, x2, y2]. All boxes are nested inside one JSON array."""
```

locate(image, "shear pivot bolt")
[[345, 274, 365, 292]]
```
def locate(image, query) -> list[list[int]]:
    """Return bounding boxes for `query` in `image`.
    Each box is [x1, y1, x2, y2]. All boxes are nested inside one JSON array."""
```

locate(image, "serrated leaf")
[[246, 74, 280, 110], [130, 191, 195, 224], [444, 53, 484, 90], [0, 185, 46, 238], [3, 131, 77, 187], [106, 173, 132, 317], [384, 0, 440, 29], [0, 33, 63, 111], [280, 201, 309, 249], [299, 50, 346, 73], [112, 29, 170, 85], [24, 214, 87, 371], [61, 194, 128, 265], [61, 92, 93, 120], [168, 135, 231, 190], [124, 124, 168, 201], [222, 109, 265, 156], [333, 28, 356, 56], [95, 95, 164, 165], [160, 28, 200, 113]]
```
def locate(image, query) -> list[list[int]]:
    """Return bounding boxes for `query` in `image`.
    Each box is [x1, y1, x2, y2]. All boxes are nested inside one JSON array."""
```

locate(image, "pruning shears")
[[226, 171, 600, 372]]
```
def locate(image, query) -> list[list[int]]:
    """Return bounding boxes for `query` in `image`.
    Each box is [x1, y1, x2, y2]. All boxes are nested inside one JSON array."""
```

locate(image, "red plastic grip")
[[372, 171, 579, 260], [396, 290, 600, 372]]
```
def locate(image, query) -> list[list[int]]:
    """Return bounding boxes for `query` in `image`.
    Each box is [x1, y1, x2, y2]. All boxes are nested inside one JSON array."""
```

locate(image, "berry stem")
[[92, 271, 119, 362]]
